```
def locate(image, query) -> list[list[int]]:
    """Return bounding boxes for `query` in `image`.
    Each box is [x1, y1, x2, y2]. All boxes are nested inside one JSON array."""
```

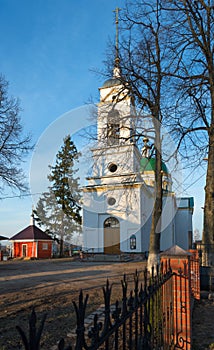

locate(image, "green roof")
[[140, 158, 169, 174]]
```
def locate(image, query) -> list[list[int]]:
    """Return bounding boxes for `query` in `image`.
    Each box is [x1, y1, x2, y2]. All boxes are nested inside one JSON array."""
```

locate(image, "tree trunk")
[[147, 121, 162, 273], [59, 209, 65, 258], [59, 237, 64, 258], [202, 129, 214, 266]]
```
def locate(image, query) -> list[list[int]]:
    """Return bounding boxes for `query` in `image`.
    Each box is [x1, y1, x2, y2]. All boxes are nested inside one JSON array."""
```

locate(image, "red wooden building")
[[10, 219, 53, 259]]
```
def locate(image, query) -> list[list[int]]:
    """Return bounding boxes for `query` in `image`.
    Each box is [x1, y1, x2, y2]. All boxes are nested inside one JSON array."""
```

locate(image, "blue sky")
[[0, 0, 206, 239]]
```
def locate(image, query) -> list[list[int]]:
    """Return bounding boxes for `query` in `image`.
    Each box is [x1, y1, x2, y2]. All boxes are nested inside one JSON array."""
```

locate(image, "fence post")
[[189, 249, 201, 300], [160, 245, 192, 350]]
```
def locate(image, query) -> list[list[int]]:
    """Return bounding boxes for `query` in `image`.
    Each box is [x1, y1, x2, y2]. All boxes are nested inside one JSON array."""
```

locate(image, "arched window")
[[104, 217, 120, 228], [107, 110, 120, 145]]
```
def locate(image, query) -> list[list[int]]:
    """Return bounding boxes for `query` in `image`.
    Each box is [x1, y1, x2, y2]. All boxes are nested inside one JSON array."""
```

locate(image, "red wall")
[[37, 241, 52, 258], [160, 250, 200, 349], [13, 241, 52, 259]]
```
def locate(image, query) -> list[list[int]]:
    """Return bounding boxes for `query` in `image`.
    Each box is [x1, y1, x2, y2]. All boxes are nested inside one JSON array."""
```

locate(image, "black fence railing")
[[16, 261, 192, 350]]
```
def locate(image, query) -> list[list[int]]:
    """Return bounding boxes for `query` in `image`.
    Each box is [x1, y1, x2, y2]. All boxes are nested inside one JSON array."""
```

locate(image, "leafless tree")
[[110, 1, 176, 271], [162, 0, 214, 265], [85, 1, 213, 268], [105, 0, 214, 268], [0, 75, 33, 193]]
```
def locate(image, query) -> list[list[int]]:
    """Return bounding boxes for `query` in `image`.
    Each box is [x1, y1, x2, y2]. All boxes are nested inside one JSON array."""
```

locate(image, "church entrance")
[[104, 217, 120, 254]]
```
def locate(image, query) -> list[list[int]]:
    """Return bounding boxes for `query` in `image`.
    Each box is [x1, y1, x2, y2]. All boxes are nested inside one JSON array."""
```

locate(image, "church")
[[82, 19, 193, 256]]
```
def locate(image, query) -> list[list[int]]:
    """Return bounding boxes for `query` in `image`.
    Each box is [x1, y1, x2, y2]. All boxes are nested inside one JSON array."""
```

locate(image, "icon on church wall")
[[130, 234, 136, 250]]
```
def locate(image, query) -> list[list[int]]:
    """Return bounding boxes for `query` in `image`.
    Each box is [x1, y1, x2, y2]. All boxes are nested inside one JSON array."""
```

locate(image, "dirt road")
[[0, 258, 145, 349]]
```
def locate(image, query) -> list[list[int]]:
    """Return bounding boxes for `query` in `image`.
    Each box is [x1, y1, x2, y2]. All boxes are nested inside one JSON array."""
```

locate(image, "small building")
[[10, 216, 53, 259]]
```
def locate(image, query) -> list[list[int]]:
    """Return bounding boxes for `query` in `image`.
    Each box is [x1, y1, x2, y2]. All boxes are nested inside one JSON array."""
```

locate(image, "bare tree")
[[0, 75, 33, 193], [112, 1, 175, 271], [86, 1, 212, 268], [107, 0, 214, 268], [162, 0, 214, 265], [85, 2, 177, 271]]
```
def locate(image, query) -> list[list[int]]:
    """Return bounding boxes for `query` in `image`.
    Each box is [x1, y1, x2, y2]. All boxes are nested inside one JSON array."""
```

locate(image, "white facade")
[[82, 70, 194, 255], [175, 198, 194, 250]]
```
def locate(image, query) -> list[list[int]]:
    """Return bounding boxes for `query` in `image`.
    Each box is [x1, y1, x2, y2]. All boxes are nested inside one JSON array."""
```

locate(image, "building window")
[[107, 123, 120, 145], [130, 234, 136, 250], [108, 197, 116, 206], [104, 217, 119, 228], [107, 110, 120, 145], [42, 243, 48, 250], [108, 163, 117, 173]]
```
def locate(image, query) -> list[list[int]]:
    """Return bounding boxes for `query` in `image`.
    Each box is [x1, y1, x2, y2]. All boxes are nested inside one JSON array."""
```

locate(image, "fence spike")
[[88, 313, 102, 346], [112, 300, 121, 324], [121, 274, 128, 316], [72, 289, 89, 349], [128, 290, 134, 311], [58, 338, 72, 350], [16, 307, 47, 350], [101, 278, 112, 334]]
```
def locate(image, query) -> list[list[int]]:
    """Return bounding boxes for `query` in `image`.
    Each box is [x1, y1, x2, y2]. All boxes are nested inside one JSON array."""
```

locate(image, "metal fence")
[[16, 260, 193, 350]]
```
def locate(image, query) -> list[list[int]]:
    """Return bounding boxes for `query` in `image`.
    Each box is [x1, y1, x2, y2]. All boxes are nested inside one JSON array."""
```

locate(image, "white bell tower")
[[82, 8, 194, 256], [82, 9, 150, 255]]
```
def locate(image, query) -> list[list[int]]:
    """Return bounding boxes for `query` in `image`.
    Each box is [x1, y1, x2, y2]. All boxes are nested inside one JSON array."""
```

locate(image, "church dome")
[[102, 77, 121, 88], [140, 158, 169, 174]]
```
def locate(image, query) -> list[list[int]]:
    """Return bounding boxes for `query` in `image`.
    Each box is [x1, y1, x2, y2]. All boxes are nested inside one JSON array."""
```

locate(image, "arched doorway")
[[104, 217, 120, 254]]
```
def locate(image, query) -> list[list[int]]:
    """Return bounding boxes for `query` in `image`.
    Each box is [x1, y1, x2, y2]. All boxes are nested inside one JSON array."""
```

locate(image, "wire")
[[172, 167, 206, 194], [183, 172, 206, 192], [0, 192, 42, 200]]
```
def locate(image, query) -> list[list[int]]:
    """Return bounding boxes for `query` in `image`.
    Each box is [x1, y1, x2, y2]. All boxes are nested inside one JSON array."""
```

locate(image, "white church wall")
[[112, 185, 142, 253], [83, 228, 102, 253], [174, 197, 193, 250], [83, 209, 101, 252], [97, 99, 133, 145], [160, 195, 176, 251], [120, 228, 142, 253], [120, 224, 142, 253], [160, 224, 174, 251], [141, 216, 152, 253], [91, 144, 141, 179], [140, 186, 153, 252], [175, 209, 192, 250], [83, 184, 144, 253], [83, 191, 106, 214]]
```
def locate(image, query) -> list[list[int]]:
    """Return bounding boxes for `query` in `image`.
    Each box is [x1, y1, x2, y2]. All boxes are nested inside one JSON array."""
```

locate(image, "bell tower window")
[[107, 123, 120, 145], [107, 110, 120, 145]]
